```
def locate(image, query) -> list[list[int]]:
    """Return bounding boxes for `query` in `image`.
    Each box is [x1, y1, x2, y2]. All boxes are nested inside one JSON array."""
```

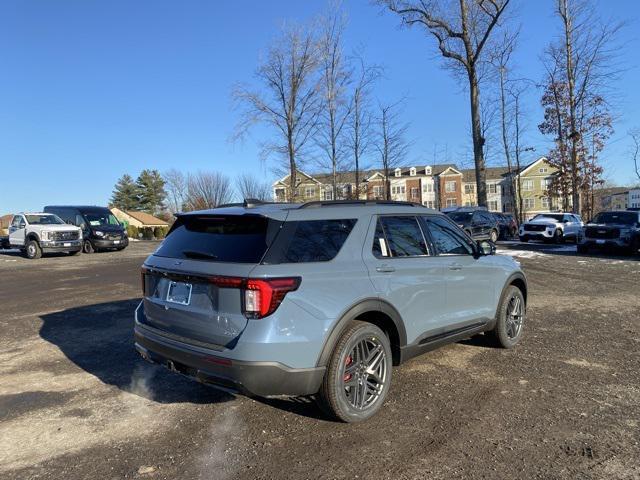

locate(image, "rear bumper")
[[580, 238, 629, 249], [134, 305, 325, 397]]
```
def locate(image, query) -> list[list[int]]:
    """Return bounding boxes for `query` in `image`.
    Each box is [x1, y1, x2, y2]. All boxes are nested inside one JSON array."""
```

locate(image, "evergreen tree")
[[136, 169, 166, 214], [110, 174, 140, 211]]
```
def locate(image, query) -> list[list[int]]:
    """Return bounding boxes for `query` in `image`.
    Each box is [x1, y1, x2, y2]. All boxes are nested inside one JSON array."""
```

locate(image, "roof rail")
[[299, 200, 421, 209], [215, 198, 281, 209]]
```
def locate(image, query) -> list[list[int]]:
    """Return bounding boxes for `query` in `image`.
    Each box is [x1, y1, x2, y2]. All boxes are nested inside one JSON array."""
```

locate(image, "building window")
[[541, 197, 550, 209], [445, 181, 456, 193], [304, 187, 315, 198], [391, 185, 406, 195], [522, 179, 534, 191], [425, 166, 432, 175], [373, 185, 384, 198], [446, 198, 457, 207], [394, 168, 402, 177], [410, 187, 419, 200], [423, 182, 433, 193], [539, 167, 548, 173], [488, 183, 497, 194], [423, 200, 435, 208], [523, 198, 535, 209], [323, 189, 333, 201], [541, 178, 553, 191], [488, 200, 498, 211], [275, 188, 286, 201], [409, 167, 416, 176], [464, 184, 475, 194]]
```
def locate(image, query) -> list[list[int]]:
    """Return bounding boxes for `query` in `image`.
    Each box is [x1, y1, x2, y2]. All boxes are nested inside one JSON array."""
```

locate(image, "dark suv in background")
[[445, 207, 500, 243], [135, 200, 526, 422], [44, 205, 128, 253], [578, 210, 640, 255]]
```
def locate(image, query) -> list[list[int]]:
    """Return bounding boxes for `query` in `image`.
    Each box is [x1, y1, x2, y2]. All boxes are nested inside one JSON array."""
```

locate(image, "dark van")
[[44, 205, 128, 253]]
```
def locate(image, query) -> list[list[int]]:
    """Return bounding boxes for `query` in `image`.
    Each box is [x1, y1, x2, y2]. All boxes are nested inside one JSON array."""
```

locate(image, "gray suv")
[[135, 200, 527, 422]]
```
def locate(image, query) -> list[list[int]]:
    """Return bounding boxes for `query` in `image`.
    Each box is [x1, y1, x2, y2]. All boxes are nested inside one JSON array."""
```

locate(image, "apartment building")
[[271, 158, 558, 215]]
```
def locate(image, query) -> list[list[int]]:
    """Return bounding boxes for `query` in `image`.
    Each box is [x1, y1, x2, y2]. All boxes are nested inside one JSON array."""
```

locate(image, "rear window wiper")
[[182, 250, 218, 260]]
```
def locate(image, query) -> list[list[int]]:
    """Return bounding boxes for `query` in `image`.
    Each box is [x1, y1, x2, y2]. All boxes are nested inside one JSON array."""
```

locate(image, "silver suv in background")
[[135, 200, 527, 422], [519, 213, 583, 244]]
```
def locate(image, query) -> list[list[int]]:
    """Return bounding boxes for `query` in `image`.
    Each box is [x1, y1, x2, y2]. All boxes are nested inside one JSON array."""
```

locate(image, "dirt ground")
[[1, 241, 639, 480]]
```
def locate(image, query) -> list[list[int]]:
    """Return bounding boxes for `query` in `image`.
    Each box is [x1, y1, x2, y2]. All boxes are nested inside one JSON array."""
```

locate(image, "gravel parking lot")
[[1, 242, 639, 480]]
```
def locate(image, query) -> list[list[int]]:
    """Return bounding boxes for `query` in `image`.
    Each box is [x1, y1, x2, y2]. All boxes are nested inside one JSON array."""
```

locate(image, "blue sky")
[[1, 0, 639, 213]]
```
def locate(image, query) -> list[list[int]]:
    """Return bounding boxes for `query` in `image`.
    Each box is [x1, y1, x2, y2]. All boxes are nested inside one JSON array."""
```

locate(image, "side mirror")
[[79, 223, 87, 230], [18, 223, 25, 229], [477, 240, 496, 256]]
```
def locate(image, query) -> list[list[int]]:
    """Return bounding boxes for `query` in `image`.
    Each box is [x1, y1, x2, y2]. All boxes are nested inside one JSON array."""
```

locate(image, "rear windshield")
[[262, 219, 357, 264], [154, 215, 281, 263], [446, 212, 473, 222]]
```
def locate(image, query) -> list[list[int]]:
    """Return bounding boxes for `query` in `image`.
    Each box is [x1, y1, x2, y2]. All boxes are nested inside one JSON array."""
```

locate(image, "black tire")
[[83, 240, 95, 254], [577, 244, 588, 254], [510, 227, 517, 238], [519, 236, 528, 243], [317, 321, 392, 423], [25, 239, 42, 259], [489, 229, 499, 243], [486, 285, 525, 349], [553, 229, 564, 244]]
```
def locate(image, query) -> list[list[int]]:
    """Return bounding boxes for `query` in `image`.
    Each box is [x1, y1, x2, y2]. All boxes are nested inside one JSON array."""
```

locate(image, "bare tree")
[[163, 169, 187, 214], [236, 173, 272, 201], [380, 0, 511, 207], [232, 24, 321, 201], [375, 101, 410, 200], [315, 7, 353, 199], [184, 171, 234, 211], [347, 56, 381, 199], [551, 0, 622, 214], [630, 129, 640, 184]]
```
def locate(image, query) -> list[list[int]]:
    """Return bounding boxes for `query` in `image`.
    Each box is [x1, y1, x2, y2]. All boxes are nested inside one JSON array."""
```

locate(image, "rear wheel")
[[25, 239, 42, 259], [317, 321, 392, 423], [486, 286, 525, 349]]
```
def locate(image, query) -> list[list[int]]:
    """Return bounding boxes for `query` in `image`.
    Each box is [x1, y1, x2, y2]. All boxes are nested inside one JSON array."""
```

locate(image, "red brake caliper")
[[343, 355, 353, 382]]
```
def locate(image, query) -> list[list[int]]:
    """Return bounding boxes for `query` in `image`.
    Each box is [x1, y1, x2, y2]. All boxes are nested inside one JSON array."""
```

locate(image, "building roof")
[[0, 214, 12, 229], [124, 210, 169, 226], [461, 166, 511, 183]]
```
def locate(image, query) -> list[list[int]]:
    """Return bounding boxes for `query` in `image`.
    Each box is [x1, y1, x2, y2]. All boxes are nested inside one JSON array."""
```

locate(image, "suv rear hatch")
[[140, 212, 286, 348]]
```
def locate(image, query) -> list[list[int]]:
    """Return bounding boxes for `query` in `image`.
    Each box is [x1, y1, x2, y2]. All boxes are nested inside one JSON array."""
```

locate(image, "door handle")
[[376, 265, 395, 273], [449, 262, 463, 271]]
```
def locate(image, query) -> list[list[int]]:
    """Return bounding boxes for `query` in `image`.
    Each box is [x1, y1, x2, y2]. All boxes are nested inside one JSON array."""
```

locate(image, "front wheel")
[[489, 229, 499, 243], [317, 321, 392, 423], [83, 240, 95, 254], [553, 229, 564, 244], [486, 286, 525, 349], [25, 239, 42, 259]]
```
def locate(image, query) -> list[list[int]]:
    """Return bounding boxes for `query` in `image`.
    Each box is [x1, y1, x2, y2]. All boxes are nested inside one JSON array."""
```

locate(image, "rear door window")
[[263, 219, 356, 264], [375, 216, 429, 258], [155, 215, 281, 263]]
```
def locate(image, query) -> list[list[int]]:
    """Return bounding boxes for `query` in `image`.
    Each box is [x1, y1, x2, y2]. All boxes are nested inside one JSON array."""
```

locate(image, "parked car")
[[135, 200, 527, 422], [44, 205, 128, 253], [578, 210, 640, 255], [493, 212, 518, 240], [519, 213, 583, 243], [445, 207, 500, 242], [8, 213, 82, 259]]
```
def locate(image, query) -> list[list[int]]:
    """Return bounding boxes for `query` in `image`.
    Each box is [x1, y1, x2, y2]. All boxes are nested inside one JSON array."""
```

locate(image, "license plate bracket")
[[166, 281, 192, 305], [596, 239, 605, 245]]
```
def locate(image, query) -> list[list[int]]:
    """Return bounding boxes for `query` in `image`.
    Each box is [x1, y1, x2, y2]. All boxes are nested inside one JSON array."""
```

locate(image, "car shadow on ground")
[[39, 299, 234, 405]]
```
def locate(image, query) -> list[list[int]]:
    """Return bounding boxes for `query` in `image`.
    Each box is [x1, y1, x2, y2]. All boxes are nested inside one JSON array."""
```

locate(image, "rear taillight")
[[244, 277, 301, 319], [206, 275, 301, 319]]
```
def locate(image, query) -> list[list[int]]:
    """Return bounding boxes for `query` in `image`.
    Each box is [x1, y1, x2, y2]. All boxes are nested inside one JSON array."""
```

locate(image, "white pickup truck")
[[7, 213, 82, 259]]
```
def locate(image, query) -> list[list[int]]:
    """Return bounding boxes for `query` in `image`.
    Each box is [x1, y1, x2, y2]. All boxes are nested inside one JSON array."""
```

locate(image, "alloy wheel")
[[505, 295, 524, 339], [341, 336, 388, 410]]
